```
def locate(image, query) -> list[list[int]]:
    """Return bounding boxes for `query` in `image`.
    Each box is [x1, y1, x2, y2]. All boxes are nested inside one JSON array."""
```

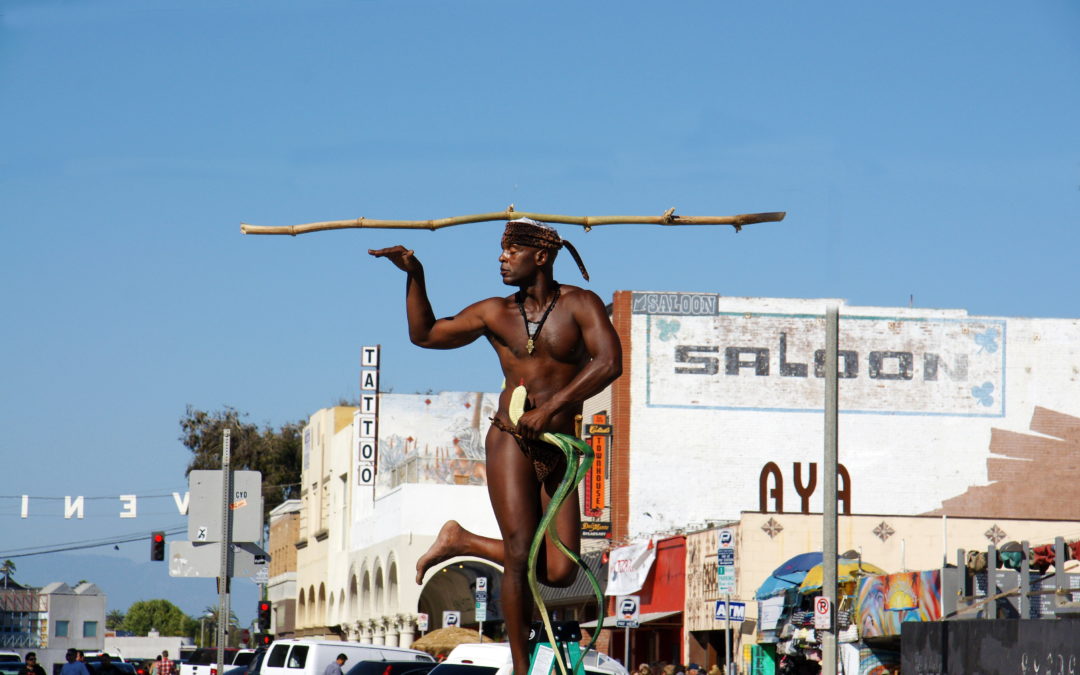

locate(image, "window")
[[286, 646, 308, 669], [267, 645, 289, 668], [83, 621, 98, 638], [55, 620, 69, 637]]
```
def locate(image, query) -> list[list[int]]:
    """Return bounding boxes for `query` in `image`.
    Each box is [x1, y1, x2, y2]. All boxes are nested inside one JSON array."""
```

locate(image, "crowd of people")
[[636, 661, 728, 675], [20, 648, 177, 675]]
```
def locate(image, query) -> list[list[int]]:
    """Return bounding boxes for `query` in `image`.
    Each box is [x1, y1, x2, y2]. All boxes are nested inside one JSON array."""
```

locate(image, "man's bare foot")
[[416, 520, 465, 584]]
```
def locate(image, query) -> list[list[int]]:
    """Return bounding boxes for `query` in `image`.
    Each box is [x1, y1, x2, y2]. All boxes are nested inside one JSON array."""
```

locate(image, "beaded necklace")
[[516, 284, 561, 355]]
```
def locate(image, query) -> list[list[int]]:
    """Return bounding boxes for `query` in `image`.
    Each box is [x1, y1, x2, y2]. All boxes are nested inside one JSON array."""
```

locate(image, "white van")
[[262, 639, 433, 675]]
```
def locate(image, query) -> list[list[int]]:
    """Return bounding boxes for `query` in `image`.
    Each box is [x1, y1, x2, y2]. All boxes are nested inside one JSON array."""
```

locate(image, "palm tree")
[[202, 606, 240, 647], [1, 560, 15, 589]]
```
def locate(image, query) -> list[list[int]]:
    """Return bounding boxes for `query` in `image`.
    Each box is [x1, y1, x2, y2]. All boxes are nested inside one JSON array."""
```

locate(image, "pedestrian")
[[636, 664, 652, 675], [18, 652, 45, 675], [61, 649, 90, 675], [323, 654, 347, 675], [156, 651, 175, 675], [371, 217, 621, 675], [150, 656, 160, 675], [686, 664, 701, 675]]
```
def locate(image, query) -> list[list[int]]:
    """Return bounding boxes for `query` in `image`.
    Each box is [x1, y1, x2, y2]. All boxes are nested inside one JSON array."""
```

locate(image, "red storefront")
[[589, 536, 686, 668]]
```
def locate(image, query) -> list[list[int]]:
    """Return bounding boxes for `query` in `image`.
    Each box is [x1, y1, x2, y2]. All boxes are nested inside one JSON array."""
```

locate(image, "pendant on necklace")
[[526, 339, 535, 355]]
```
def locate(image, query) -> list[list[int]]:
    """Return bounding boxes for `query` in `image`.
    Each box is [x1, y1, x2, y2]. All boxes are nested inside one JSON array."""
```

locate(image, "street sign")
[[615, 595, 640, 628], [714, 600, 746, 622], [717, 528, 736, 594], [475, 601, 487, 622], [168, 541, 271, 578], [814, 596, 832, 630], [443, 610, 461, 628], [188, 470, 264, 543], [416, 613, 429, 632], [475, 576, 488, 603]]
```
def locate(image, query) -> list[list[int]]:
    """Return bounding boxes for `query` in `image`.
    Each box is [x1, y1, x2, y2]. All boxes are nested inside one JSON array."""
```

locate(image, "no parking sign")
[[814, 596, 832, 630]]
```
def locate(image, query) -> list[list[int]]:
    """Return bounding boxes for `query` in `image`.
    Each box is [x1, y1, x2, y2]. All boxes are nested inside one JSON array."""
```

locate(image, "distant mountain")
[[15, 551, 259, 625]]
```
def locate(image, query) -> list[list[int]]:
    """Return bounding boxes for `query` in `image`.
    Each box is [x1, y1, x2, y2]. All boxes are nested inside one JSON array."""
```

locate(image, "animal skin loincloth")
[[490, 416, 566, 481]]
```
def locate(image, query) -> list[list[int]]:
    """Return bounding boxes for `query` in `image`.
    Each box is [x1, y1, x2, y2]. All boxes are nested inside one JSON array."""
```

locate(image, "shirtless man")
[[370, 218, 622, 675]]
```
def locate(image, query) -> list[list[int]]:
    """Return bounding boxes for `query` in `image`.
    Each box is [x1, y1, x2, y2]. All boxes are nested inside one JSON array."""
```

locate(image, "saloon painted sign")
[[638, 296, 1005, 417]]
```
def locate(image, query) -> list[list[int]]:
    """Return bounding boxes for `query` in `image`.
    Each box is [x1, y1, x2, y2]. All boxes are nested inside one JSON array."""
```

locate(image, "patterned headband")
[[502, 218, 590, 281]]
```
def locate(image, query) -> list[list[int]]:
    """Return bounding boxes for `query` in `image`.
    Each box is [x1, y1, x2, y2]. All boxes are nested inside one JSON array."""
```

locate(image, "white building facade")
[[294, 392, 502, 645], [616, 291, 1080, 537]]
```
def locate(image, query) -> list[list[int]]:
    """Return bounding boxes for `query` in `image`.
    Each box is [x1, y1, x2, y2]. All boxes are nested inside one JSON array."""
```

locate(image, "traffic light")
[[257, 600, 272, 630], [151, 531, 166, 561], [258, 633, 273, 647]]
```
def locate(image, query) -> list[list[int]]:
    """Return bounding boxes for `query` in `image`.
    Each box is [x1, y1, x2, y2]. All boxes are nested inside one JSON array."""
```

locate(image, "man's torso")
[[481, 284, 593, 432]]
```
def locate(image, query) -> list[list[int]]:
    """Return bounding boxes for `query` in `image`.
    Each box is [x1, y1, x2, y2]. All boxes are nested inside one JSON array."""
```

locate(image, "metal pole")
[[724, 594, 731, 675], [822, 307, 839, 675], [217, 428, 234, 675], [623, 626, 630, 670]]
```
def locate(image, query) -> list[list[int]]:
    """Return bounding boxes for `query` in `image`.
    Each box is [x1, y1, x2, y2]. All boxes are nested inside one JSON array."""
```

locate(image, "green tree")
[[106, 609, 125, 631], [122, 599, 191, 636], [1, 560, 15, 589], [180, 406, 304, 517]]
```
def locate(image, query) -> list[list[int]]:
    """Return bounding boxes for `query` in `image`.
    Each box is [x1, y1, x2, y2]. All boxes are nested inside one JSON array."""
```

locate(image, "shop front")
[[583, 536, 686, 668]]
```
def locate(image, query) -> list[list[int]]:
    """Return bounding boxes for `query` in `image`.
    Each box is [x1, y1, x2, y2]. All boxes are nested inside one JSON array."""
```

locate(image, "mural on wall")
[[931, 406, 1080, 521], [857, 570, 941, 639], [375, 391, 498, 487]]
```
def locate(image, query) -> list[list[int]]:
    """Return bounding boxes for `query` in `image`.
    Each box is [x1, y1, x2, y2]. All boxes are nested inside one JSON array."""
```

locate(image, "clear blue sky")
[[2, 0, 1078, 619]]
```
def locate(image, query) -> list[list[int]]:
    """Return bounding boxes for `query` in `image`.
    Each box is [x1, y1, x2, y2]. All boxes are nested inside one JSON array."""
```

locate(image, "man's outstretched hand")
[[369, 245, 422, 274]]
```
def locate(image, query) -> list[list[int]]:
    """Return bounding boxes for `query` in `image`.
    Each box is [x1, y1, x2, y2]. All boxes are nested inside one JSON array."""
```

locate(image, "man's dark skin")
[[370, 234, 621, 675]]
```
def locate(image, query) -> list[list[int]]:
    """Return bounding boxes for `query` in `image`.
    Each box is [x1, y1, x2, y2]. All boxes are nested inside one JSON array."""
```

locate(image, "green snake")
[[508, 385, 604, 675]]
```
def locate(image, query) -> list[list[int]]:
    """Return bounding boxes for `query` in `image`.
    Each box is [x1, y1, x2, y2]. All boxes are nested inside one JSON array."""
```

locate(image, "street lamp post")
[[200, 613, 214, 647]]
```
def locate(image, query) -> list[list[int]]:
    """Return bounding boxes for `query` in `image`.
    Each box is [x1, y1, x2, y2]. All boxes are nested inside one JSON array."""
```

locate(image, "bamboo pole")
[[239, 208, 786, 236]]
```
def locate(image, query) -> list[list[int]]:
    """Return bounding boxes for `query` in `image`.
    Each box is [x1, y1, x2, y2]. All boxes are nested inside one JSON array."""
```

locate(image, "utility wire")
[[0, 524, 186, 559]]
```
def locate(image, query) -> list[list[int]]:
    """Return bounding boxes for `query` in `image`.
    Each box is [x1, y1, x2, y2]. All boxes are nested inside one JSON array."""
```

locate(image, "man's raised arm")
[[369, 245, 487, 349]]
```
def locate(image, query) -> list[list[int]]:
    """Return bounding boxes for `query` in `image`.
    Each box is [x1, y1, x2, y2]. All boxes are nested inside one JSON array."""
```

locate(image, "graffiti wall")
[[369, 391, 499, 487], [856, 570, 942, 639]]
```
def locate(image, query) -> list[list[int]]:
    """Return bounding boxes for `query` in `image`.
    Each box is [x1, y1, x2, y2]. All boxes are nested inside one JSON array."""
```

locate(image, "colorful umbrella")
[[799, 560, 886, 592], [754, 552, 824, 600]]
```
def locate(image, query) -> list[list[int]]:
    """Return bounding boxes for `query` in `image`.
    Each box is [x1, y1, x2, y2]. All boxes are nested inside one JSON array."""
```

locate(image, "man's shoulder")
[[558, 285, 607, 310]]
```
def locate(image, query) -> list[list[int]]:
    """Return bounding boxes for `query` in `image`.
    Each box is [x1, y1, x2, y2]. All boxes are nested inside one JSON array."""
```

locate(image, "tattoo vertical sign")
[[357, 345, 380, 487]]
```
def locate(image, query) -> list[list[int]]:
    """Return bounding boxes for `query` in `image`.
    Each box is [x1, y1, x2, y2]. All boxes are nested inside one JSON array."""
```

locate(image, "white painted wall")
[[626, 292, 1080, 538]]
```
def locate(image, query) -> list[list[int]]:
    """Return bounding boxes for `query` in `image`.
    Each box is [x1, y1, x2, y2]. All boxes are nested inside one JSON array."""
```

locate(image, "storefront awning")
[[579, 610, 681, 628]]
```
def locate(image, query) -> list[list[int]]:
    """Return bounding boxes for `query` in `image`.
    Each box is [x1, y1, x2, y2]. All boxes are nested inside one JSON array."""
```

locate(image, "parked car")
[[83, 656, 138, 675], [0, 654, 22, 664], [223, 647, 266, 675], [180, 649, 256, 675], [344, 660, 437, 675], [428, 643, 627, 675], [261, 639, 433, 675], [0, 662, 25, 675]]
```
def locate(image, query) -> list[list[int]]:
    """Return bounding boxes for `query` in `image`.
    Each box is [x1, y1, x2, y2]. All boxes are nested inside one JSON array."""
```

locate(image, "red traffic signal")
[[257, 601, 272, 630], [151, 531, 166, 561], [258, 633, 273, 646]]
